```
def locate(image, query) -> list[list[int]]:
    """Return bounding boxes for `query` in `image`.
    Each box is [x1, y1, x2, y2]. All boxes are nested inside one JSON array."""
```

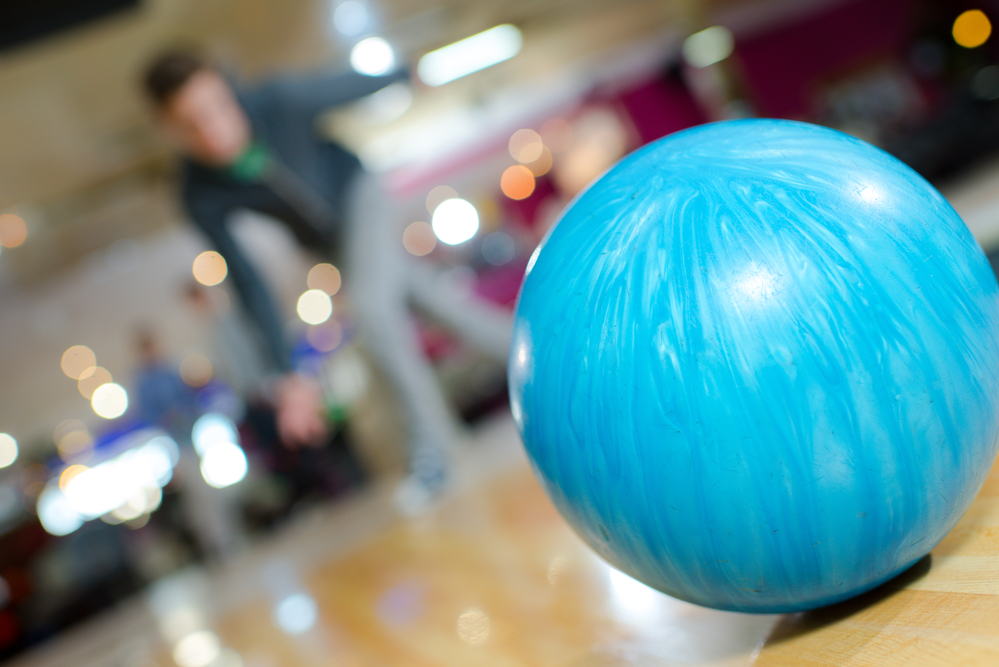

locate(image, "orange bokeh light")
[[501, 165, 536, 200], [0, 214, 27, 248], [954, 9, 992, 48], [193, 251, 228, 286], [308, 263, 342, 296]]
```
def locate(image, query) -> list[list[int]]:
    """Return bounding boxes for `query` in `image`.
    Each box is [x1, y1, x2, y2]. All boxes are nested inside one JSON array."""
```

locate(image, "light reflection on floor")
[[7, 413, 777, 667]]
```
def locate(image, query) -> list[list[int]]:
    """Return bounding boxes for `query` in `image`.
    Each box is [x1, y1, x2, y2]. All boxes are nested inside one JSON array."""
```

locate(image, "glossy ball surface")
[[509, 119, 999, 612]]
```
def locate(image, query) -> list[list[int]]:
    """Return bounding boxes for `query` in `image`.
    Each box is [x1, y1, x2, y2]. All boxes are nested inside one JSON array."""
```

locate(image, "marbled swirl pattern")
[[509, 119, 999, 612]]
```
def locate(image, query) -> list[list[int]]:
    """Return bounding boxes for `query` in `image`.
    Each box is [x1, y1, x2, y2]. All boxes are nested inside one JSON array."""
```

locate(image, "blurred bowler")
[[142, 50, 511, 507]]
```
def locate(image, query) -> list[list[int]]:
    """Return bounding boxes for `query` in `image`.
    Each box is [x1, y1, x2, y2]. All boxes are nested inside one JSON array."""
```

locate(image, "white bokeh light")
[[200, 441, 249, 489], [0, 433, 17, 468], [92, 383, 128, 419], [173, 630, 222, 667], [37, 485, 84, 536], [350, 37, 396, 76], [192, 413, 238, 457], [38, 433, 178, 535], [273, 593, 318, 634], [417, 24, 522, 86], [297, 289, 333, 325], [332, 0, 368, 36], [432, 198, 479, 245], [136, 438, 178, 487]]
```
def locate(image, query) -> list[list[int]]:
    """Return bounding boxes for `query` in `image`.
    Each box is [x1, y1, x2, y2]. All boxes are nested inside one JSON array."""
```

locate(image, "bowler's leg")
[[406, 261, 513, 364], [344, 174, 456, 496]]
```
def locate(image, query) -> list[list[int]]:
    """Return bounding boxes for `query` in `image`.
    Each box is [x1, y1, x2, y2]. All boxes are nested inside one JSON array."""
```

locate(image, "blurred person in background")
[[131, 325, 246, 560], [141, 49, 511, 508]]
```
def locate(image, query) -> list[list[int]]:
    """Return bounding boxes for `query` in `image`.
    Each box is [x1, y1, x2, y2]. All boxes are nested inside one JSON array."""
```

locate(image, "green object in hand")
[[228, 142, 271, 182]]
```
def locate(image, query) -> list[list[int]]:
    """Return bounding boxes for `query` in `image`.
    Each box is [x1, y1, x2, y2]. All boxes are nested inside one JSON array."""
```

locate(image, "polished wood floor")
[[752, 455, 999, 666], [12, 414, 999, 666]]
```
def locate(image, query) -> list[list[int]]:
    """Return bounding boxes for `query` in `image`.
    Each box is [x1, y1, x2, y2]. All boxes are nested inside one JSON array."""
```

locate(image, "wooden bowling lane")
[[206, 417, 776, 667], [751, 459, 999, 666], [23, 413, 999, 666], [212, 415, 999, 667]]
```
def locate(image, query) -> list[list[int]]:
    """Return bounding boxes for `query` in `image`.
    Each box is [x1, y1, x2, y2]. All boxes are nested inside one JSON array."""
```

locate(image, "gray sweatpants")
[[343, 172, 512, 463]]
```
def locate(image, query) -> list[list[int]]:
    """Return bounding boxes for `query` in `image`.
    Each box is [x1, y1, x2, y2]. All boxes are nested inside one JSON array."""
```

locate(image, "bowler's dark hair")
[[142, 49, 209, 107]]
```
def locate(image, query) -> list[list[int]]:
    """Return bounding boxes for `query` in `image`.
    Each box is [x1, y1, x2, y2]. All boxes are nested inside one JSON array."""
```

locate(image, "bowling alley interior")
[[4, 0, 999, 665]]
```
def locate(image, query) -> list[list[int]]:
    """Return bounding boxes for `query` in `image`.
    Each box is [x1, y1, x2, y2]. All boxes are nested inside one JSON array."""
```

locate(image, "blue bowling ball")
[[509, 119, 999, 612]]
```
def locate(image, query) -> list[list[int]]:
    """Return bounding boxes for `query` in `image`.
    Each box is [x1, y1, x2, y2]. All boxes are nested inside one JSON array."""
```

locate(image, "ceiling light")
[[418, 25, 522, 86]]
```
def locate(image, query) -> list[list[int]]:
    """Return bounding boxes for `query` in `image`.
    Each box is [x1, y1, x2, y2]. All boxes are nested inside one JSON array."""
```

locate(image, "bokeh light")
[[332, 0, 368, 36], [55, 438, 176, 524], [350, 37, 396, 76], [192, 251, 228, 286], [432, 198, 479, 245], [200, 441, 248, 489], [37, 486, 83, 536], [92, 383, 128, 419], [307, 263, 342, 295], [509, 129, 544, 163], [403, 221, 437, 256], [273, 593, 318, 634], [526, 146, 553, 176], [682, 25, 735, 68], [426, 185, 458, 214], [61, 345, 97, 380], [173, 630, 222, 667], [59, 464, 89, 490], [0, 214, 27, 248], [954, 9, 992, 48], [501, 165, 536, 200], [307, 321, 344, 353], [193, 413, 239, 457], [0, 434, 17, 468], [297, 289, 333, 325], [180, 353, 213, 387], [78, 366, 113, 399], [417, 24, 522, 86], [540, 117, 573, 152]]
